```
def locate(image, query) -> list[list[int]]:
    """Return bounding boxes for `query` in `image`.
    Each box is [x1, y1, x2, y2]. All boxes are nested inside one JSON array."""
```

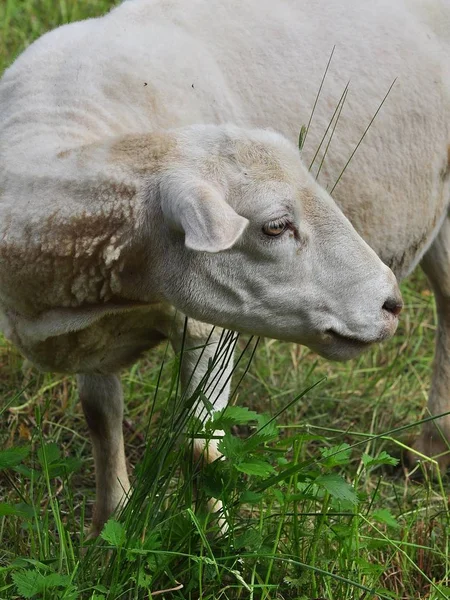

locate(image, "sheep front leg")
[[170, 320, 236, 526], [78, 373, 130, 536]]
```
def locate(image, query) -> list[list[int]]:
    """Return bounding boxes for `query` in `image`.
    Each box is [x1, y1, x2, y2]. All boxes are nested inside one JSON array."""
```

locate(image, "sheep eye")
[[262, 220, 289, 237]]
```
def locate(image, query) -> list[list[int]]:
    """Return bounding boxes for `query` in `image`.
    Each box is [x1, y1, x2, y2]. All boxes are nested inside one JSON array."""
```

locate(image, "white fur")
[[1, 0, 449, 530]]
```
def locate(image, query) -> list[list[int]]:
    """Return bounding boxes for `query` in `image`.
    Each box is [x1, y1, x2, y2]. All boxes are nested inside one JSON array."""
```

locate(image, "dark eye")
[[262, 219, 289, 237]]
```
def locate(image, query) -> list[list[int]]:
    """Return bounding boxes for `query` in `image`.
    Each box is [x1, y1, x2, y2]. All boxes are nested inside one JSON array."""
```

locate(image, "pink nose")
[[383, 297, 403, 317]]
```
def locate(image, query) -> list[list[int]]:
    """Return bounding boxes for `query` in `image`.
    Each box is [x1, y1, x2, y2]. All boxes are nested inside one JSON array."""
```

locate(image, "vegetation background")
[[0, 1, 449, 599]]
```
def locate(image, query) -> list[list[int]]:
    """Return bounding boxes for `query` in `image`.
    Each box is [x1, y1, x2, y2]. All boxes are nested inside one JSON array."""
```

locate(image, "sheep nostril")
[[383, 297, 403, 317]]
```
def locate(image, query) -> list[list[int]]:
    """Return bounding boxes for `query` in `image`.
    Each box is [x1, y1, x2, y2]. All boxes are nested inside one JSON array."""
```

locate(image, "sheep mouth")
[[324, 329, 373, 349]]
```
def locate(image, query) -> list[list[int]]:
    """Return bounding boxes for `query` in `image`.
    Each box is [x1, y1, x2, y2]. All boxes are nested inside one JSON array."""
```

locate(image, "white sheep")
[[1, 0, 448, 532]]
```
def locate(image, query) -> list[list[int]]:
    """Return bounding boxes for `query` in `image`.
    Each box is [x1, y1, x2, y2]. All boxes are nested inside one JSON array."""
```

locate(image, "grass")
[[1, 2, 450, 599]]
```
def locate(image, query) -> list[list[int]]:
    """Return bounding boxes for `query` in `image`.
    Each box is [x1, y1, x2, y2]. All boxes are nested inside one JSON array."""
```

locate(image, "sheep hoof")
[[405, 435, 450, 478]]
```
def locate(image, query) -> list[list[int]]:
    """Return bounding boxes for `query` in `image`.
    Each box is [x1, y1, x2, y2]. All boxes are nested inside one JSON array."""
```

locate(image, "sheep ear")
[[160, 175, 249, 252]]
